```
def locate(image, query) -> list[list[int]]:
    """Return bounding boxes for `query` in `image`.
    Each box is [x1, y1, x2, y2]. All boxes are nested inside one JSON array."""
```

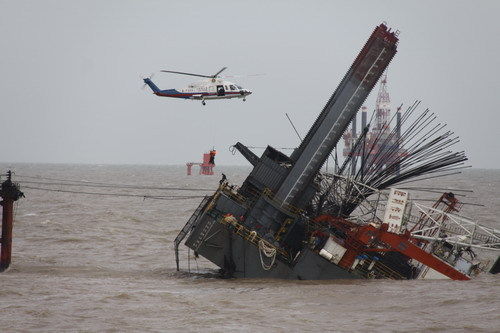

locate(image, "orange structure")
[[186, 150, 216, 175]]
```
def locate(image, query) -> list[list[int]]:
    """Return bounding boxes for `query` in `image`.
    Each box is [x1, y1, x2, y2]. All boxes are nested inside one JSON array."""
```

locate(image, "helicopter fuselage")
[[144, 77, 252, 105]]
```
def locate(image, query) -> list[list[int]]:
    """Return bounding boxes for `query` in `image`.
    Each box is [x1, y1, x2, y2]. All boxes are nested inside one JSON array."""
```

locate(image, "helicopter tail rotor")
[[141, 73, 160, 93]]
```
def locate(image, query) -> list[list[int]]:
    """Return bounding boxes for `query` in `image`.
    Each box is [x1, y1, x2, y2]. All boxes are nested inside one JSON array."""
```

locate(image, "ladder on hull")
[[174, 196, 210, 271]]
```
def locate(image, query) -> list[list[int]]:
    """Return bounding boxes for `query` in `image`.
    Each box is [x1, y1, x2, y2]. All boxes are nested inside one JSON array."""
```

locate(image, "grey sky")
[[1, 0, 499, 167]]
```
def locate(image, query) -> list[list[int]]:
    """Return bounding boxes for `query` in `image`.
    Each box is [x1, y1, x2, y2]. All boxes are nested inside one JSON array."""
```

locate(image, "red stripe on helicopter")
[[156, 91, 243, 98]]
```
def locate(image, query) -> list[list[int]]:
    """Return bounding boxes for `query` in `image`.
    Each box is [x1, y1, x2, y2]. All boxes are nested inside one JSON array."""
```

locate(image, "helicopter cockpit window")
[[229, 85, 236, 90]]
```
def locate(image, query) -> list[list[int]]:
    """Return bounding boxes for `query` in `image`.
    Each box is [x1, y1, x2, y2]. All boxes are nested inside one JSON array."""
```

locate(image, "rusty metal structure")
[[0, 171, 24, 272]]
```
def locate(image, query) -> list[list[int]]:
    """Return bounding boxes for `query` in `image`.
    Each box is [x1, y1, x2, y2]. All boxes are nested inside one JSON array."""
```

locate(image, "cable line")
[[16, 176, 213, 191], [22, 186, 208, 200]]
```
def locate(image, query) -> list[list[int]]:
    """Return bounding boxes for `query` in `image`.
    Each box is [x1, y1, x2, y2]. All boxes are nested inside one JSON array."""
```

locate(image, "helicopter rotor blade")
[[161, 70, 212, 78], [212, 67, 227, 78], [222, 73, 265, 78]]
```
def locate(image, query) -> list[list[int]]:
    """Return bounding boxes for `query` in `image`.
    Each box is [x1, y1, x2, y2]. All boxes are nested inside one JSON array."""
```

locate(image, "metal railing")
[[219, 216, 289, 259]]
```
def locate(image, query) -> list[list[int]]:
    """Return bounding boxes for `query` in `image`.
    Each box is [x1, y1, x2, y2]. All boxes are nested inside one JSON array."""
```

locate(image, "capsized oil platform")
[[174, 24, 500, 280]]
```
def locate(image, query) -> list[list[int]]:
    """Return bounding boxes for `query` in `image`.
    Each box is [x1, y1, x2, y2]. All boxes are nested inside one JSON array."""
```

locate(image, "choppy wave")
[[0, 164, 498, 332]]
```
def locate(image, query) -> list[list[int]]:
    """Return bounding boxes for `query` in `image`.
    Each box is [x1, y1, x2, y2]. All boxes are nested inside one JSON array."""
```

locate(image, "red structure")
[[186, 150, 216, 175], [313, 202, 471, 281], [1, 171, 24, 272]]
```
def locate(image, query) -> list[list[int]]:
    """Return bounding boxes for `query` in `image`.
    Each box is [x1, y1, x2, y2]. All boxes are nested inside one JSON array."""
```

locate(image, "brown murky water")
[[1, 164, 499, 332]]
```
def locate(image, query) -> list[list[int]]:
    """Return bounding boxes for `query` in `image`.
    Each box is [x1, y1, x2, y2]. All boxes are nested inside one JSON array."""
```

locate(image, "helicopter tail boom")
[[143, 78, 160, 93]]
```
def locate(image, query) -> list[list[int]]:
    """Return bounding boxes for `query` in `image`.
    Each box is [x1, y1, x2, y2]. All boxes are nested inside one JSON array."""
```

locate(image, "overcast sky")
[[1, 0, 499, 168]]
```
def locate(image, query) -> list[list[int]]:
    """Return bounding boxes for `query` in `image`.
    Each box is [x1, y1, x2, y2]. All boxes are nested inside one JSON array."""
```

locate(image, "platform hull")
[[184, 212, 360, 279]]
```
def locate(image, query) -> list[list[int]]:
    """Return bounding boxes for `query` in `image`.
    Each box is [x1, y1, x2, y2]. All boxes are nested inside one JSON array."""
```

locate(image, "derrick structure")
[[342, 74, 405, 175], [277, 28, 399, 208]]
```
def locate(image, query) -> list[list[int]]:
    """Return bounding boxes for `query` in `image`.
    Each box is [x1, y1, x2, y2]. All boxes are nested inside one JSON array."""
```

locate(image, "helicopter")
[[142, 67, 253, 105]]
